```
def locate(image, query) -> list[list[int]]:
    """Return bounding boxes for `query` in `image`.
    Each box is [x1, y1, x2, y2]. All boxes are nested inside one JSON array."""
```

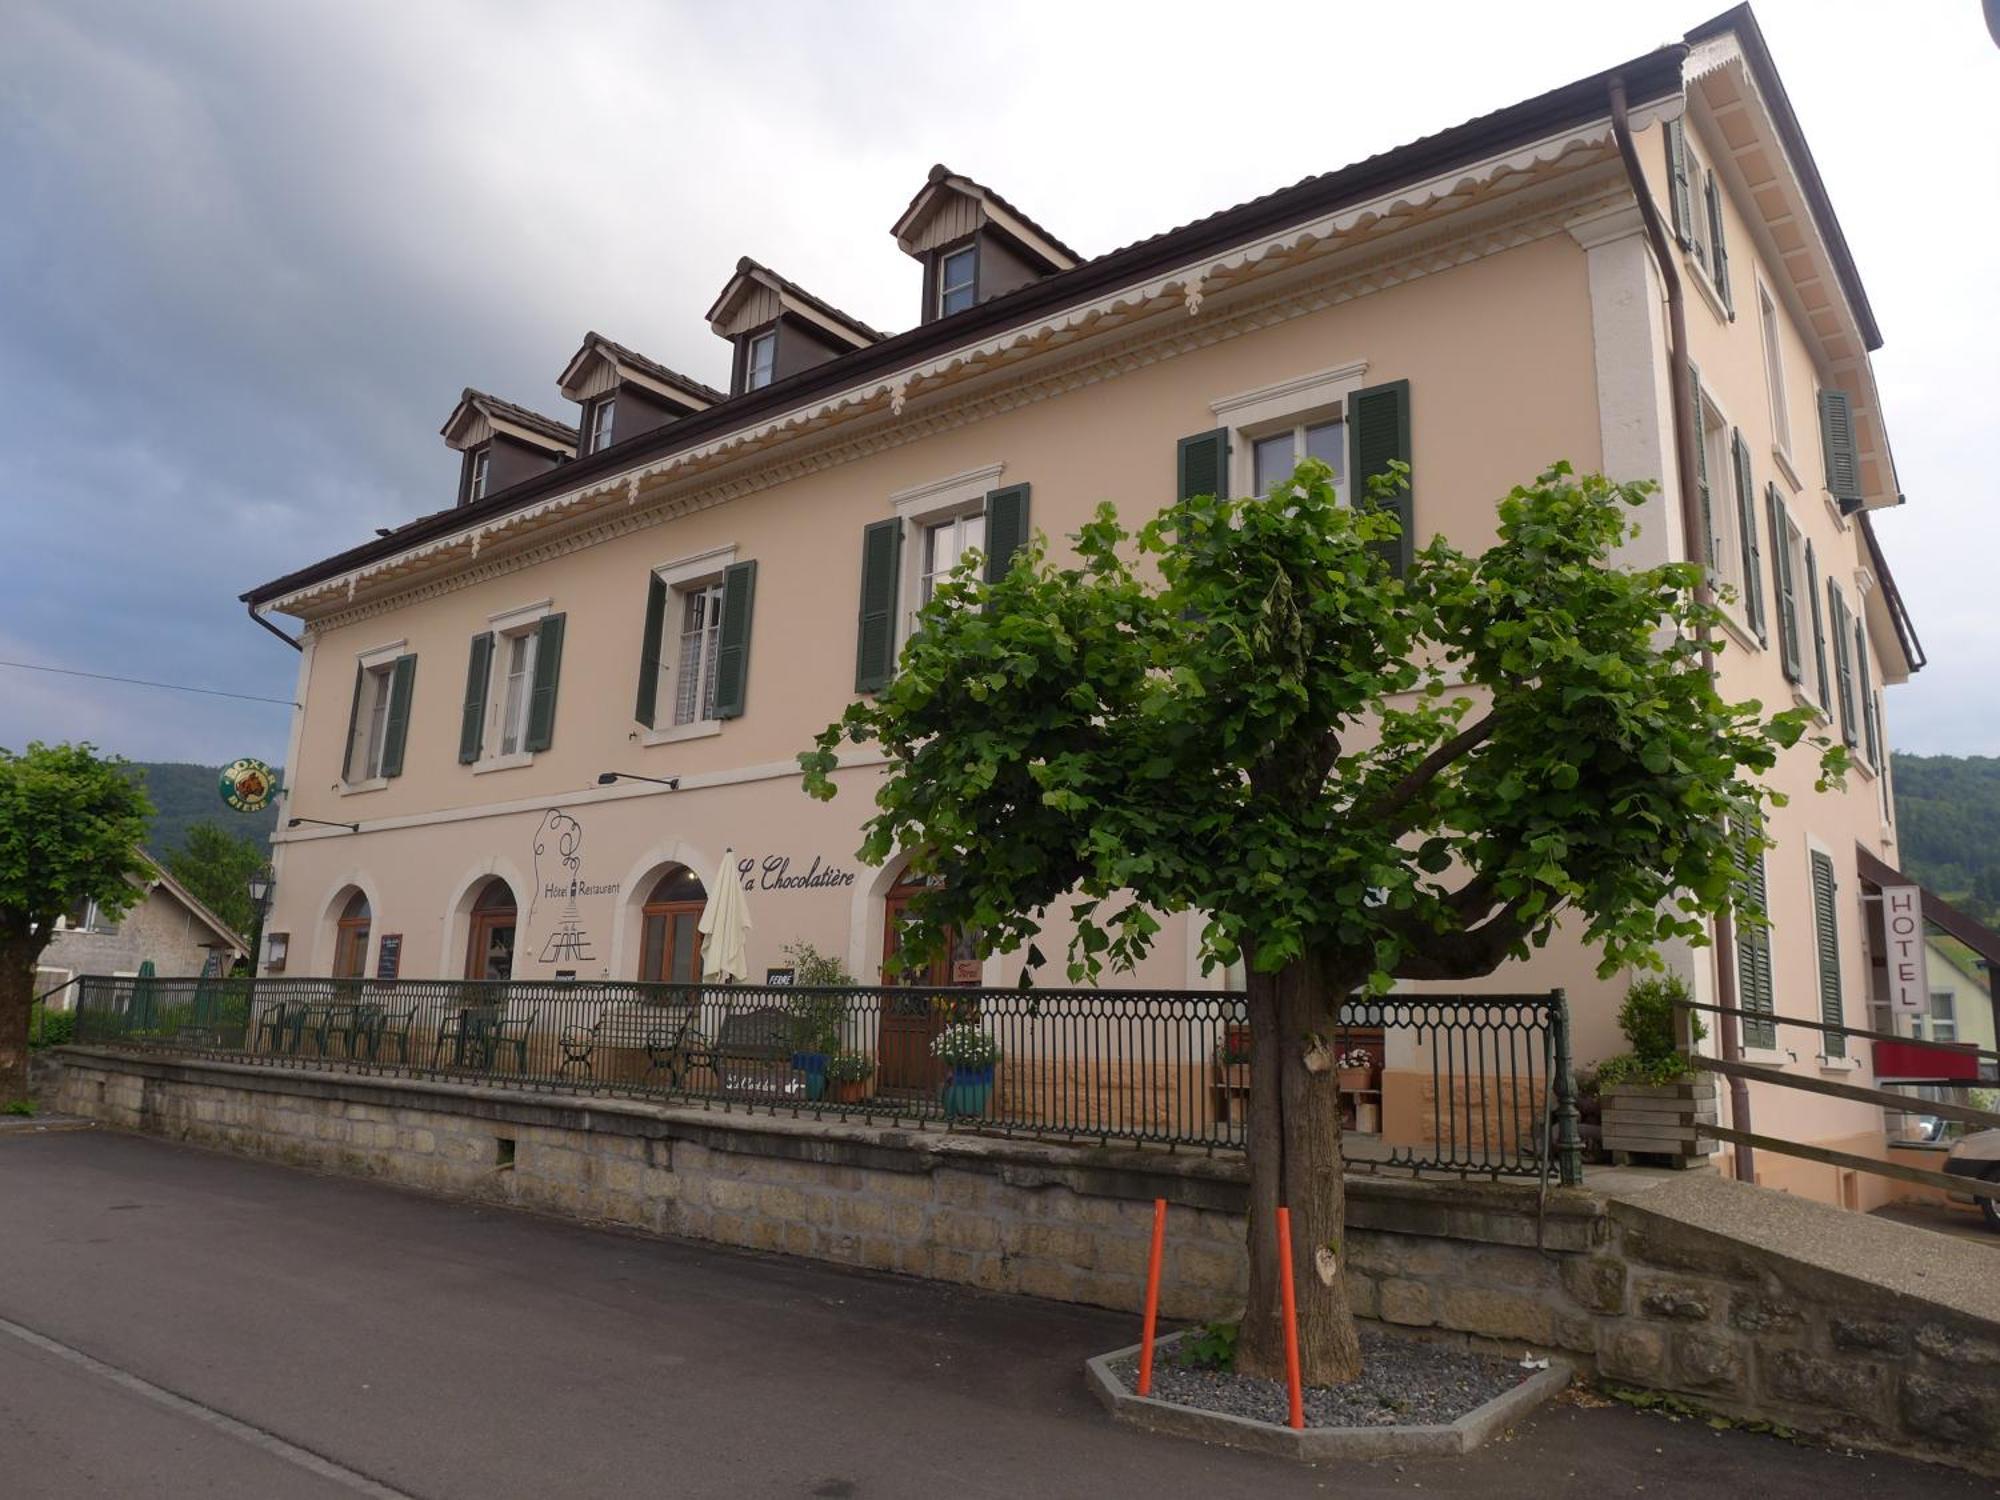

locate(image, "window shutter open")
[[1176, 429, 1229, 503], [341, 662, 366, 781], [380, 654, 416, 779], [712, 560, 757, 720], [1829, 587, 1857, 747], [1665, 119, 1695, 247], [1704, 169, 1732, 314], [1811, 849, 1845, 1058], [458, 633, 493, 764], [1805, 541, 1830, 708], [982, 483, 1031, 584], [1768, 487, 1801, 683], [1690, 365, 1712, 567], [635, 574, 667, 728], [524, 613, 565, 753], [1349, 379, 1414, 576], [1855, 616, 1878, 767], [1734, 818, 1775, 1050], [1818, 389, 1862, 512], [1731, 430, 1764, 640], [855, 518, 902, 693]]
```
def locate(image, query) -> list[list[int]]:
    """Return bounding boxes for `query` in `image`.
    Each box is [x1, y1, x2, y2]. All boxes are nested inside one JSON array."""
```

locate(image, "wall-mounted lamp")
[[598, 771, 679, 790], [287, 816, 360, 832]]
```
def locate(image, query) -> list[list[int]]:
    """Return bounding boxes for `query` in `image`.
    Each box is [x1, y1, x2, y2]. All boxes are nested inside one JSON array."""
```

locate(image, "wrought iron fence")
[[65, 974, 1577, 1182]]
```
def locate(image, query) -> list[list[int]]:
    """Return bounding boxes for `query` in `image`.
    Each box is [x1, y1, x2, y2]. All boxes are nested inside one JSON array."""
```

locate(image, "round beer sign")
[[219, 758, 277, 813]]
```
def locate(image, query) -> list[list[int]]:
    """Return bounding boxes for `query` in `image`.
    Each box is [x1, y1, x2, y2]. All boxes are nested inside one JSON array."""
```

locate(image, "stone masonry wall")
[[53, 1048, 2000, 1475]]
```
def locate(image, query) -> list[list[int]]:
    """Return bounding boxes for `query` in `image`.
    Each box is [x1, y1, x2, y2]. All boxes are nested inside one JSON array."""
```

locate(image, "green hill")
[[123, 761, 282, 859], [1891, 753, 2000, 926]]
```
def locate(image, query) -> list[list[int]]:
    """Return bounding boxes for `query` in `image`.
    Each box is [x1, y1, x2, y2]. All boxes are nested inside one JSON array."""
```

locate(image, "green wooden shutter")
[[1818, 389, 1861, 512], [1704, 169, 1732, 314], [854, 518, 902, 693], [1730, 430, 1764, 640], [379, 654, 416, 779], [1855, 615, 1878, 768], [1690, 365, 1713, 567], [1829, 586, 1857, 747], [635, 574, 667, 728], [711, 560, 757, 720], [458, 633, 493, 764], [341, 662, 365, 780], [1349, 379, 1414, 576], [1810, 849, 1845, 1059], [1733, 817, 1775, 1050], [982, 484, 1031, 584], [1664, 119, 1695, 247], [1176, 429, 1229, 503], [524, 613, 565, 753], [1767, 487, 1801, 683], [1805, 541, 1830, 708]]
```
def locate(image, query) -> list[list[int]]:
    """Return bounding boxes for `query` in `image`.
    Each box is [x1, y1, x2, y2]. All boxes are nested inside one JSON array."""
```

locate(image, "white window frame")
[[1757, 280, 1794, 472], [340, 638, 408, 793], [475, 600, 551, 773], [58, 900, 112, 934], [643, 546, 738, 745], [938, 245, 977, 317], [888, 463, 1005, 655], [469, 446, 491, 501], [1926, 990, 1957, 1044], [745, 330, 776, 391], [1210, 359, 1368, 503], [588, 395, 616, 454], [1696, 389, 1754, 639]]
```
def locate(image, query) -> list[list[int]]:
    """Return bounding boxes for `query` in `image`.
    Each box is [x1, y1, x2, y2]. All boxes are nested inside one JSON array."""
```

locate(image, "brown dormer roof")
[[704, 257, 886, 348], [891, 164, 1081, 270], [439, 388, 578, 454], [557, 332, 724, 410]]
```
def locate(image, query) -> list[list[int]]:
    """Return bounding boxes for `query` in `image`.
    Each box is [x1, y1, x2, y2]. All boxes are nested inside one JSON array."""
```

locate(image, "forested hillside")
[[122, 761, 281, 858], [1893, 753, 2000, 926]]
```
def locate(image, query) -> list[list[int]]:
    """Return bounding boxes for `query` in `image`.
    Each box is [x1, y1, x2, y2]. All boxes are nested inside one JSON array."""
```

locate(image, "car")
[[1944, 1128, 2000, 1230]]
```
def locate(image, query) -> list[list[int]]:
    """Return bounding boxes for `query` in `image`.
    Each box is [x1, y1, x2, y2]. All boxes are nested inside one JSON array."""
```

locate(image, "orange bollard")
[[1136, 1197, 1168, 1395], [1275, 1205, 1305, 1430]]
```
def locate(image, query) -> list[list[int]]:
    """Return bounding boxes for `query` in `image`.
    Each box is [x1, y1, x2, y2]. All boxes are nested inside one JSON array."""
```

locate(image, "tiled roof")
[[577, 332, 724, 405], [445, 388, 579, 448]]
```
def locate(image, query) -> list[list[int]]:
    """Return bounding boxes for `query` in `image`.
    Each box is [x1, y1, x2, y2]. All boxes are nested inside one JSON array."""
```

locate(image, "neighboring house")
[[1913, 937, 1996, 1058], [244, 6, 1936, 1206], [36, 853, 249, 1004]]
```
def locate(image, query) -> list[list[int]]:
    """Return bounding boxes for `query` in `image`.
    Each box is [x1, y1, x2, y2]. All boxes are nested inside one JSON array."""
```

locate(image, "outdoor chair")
[[642, 1004, 705, 1090], [557, 1016, 602, 1077], [363, 1003, 420, 1063], [255, 1000, 309, 1055], [433, 1006, 498, 1070], [489, 1008, 539, 1073]]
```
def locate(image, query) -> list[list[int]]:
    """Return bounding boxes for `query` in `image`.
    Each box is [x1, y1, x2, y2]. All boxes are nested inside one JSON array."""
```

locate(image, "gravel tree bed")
[[1112, 1330, 1535, 1429]]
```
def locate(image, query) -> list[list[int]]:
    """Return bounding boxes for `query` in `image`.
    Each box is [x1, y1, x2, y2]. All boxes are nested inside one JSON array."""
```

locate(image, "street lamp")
[[244, 865, 275, 1044], [597, 772, 680, 790], [287, 816, 359, 832]]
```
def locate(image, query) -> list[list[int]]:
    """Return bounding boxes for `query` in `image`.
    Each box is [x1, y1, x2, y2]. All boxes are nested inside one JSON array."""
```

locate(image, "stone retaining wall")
[[53, 1047, 2000, 1475]]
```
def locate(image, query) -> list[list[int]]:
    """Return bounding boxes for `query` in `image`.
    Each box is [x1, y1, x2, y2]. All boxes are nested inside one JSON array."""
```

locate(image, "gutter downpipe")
[[1608, 75, 1755, 1185], [246, 600, 302, 651]]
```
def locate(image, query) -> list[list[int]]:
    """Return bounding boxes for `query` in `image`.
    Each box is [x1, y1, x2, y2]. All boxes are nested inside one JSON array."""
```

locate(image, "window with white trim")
[[668, 577, 725, 727], [1252, 417, 1346, 498], [1759, 284, 1791, 459], [745, 331, 776, 391], [1922, 990, 1957, 1044], [1696, 392, 1745, 603], [588, 396, 616, 454], [468, 446, 491, 501], [490, 625, 538, 758], [938, 245, 977, 317], [916, 509, 986, 625], [348, 661, 397, 779], [60, 898, 117, 934]]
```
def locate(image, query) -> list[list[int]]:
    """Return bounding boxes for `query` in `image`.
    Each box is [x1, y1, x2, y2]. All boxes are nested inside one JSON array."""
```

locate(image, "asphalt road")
[[1, 1128, 1991, 1500]]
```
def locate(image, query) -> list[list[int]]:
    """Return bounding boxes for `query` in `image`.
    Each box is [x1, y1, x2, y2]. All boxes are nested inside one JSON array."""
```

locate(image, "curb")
[[1084, 1331, 1571, 1461]]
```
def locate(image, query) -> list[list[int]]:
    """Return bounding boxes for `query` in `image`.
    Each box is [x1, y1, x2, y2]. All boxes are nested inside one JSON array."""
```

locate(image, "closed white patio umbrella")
[[698, 849, 753, 982]]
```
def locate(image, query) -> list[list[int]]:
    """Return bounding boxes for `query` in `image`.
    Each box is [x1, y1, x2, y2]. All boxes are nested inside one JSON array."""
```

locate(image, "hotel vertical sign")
[[1882, 886, 1928, 1016]]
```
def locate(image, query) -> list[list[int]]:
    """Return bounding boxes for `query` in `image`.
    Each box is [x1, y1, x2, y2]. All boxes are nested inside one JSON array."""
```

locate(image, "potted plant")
[[825, 1050, 875, 1105], [1215, 1026, 1253, 1090], [1335, 1046, 1375, 1092], [1596, 974, 1717, 1166], [933, 1023, 999, 1118], [783, 941, 854, 1101]]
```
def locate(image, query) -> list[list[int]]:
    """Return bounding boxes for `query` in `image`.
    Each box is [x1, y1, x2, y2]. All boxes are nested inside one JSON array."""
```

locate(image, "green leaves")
[[0, 741, 154, 953], [801, 460, 1835, 991]]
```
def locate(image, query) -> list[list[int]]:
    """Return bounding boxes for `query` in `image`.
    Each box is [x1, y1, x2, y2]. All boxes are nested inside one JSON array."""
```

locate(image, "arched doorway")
[[639, 866, 707, 984], [333, 891, 371, 979], [878, 870, 981, 1094], [464, 880, 518, 981]]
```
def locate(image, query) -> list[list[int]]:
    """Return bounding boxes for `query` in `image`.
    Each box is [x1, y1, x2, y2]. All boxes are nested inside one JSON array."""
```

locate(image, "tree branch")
[[1387, 892, 1540, 981], [1370, 710, 1499, 833]]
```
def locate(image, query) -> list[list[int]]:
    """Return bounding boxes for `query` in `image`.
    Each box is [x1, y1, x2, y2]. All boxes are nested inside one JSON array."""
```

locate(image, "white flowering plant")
[[1336, 1048, 1375, 1071], [931, 1022, 1000, 1070]]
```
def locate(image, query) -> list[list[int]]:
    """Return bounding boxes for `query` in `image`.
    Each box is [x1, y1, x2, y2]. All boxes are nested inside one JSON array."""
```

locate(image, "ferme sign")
[[1881, 885, 1928, 1016]]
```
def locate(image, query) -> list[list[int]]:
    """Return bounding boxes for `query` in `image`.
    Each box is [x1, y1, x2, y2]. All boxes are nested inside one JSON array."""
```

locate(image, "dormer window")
[[469, 446, 491, 501], [745, 330, 777, 391], [587, 396, 616, 453], [938, 246, 977, 317], [441, 389, 577, 507]]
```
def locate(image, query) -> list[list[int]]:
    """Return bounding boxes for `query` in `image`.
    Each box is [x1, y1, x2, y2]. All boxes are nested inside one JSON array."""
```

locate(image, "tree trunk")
[[1235, 952, 1364, 1386], [0, 931, 44, 1103]]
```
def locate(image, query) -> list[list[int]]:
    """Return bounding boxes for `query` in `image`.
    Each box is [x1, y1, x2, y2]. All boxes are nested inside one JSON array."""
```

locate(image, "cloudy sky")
[[2, 0, 1993, 769]]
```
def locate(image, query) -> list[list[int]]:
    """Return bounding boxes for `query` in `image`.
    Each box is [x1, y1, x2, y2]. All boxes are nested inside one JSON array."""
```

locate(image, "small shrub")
[[4, 1099, 35, 1118], [825, 1050, 874, 1084], [29, 1009, 76, 1049], [1617, 973, 1702, 1061], [1176, 1321, 1239, 1371], [931, 1023, 999, 1070]]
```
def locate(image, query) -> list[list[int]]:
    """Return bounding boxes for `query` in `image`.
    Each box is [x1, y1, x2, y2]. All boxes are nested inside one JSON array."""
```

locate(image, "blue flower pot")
[[941, 1065, 995, 1119], [793, 1051, 829, 1101]]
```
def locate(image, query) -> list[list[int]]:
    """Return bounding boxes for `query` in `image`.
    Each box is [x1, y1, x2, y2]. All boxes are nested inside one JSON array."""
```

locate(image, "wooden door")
[[332, 892, 371, 979], [876, 876, 979, 1095], [639, 867, 707, 985], [464, 882, 518, 982]]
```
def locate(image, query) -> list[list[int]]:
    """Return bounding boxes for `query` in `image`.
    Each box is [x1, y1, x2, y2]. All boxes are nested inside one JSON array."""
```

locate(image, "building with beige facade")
[[242, 6, 1964, 1208]]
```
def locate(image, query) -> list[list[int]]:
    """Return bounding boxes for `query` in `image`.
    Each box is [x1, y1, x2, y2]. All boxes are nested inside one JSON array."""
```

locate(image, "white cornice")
[[1210, 359, 1369, 426]]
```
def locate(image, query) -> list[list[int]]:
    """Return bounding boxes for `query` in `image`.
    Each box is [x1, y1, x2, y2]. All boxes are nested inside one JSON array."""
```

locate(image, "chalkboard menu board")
[[765, 967, 795, 987], [376, 933, 403, 980]]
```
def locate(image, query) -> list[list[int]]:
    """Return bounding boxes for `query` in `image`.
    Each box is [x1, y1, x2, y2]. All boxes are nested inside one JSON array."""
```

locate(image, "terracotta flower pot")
[[830, 1078, 872, 1105], [1337, 1067, 1372, 1091]]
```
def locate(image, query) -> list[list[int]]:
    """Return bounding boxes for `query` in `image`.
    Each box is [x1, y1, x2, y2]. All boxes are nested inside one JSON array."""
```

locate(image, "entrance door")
[[464, 881, 518, 982], [639, 867, 707, 985], [332, 892, 371, 979], [876, 873, 979, 1095]]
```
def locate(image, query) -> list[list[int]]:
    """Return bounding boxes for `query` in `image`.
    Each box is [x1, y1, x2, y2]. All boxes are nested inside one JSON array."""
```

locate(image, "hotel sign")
[[1882, 885, 1928, 1016]]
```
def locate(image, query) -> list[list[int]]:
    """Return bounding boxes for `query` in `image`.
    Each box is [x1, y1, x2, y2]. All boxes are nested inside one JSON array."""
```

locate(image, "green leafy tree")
[[0, 743, 154, 1101], [164, 820, 264, 937], [804, 459, 1838, 1385]]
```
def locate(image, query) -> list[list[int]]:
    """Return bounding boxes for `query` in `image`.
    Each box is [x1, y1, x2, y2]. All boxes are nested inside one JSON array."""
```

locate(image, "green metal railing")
[[64, 974, 1578, 1182]]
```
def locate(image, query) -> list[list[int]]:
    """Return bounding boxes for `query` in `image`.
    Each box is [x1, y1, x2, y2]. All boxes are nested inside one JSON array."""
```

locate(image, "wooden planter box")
[[1600, 1078, 1719, 1167]]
